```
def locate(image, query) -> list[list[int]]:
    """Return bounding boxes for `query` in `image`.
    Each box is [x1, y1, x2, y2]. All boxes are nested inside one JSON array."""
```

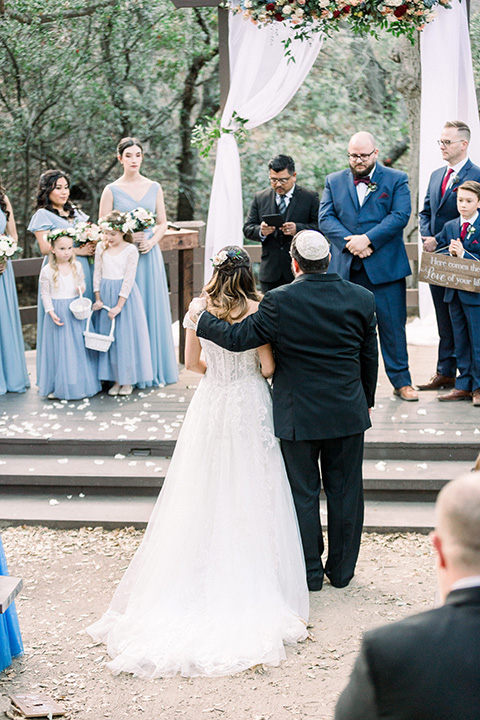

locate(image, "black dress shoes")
[[327, 575, 352, 589], [417, 373, 456, 391], [307, 575, 324, 592]]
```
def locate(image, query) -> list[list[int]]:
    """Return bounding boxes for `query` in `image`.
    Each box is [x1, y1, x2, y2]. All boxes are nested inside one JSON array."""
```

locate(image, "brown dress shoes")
[[393, 385, 419, 401], [417, 373, 456, 391], [438, 389, 472, 402]]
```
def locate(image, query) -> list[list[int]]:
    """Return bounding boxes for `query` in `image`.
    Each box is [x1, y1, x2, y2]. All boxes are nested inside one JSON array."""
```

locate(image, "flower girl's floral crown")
[[45, 227, 78, 244], [98, 213, 134, 234]]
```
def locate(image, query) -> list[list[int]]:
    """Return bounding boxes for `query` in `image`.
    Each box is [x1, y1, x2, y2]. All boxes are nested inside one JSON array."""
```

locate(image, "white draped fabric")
[[410, 0, 480, 343], [203, 14, 323, 281]]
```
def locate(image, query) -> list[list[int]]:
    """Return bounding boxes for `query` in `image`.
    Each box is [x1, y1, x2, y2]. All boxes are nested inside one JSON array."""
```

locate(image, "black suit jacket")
[[197, 273, 378, 441], [335, 586, 480, 720], [419, 159, 480, 237], [243, 185, 320, 283]]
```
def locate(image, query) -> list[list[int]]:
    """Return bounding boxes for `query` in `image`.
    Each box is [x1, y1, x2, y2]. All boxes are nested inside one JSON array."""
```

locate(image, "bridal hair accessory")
[[211, 248, 248, 268], [45, 227, 78, 245], [295, 231, 329, 261]]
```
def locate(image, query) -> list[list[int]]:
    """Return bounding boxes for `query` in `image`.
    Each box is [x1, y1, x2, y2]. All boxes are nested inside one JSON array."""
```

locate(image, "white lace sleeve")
[[93, 244, 104, 293], [119, 245, 139, 299], [39, 266, 54, 314], [75, 260, 86, 293], [183, 312, 197, 331]]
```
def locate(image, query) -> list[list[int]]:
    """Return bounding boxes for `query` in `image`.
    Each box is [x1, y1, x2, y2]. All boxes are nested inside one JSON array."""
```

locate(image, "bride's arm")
[[185, 329, 207, 374], [257, 344, 275, 378]]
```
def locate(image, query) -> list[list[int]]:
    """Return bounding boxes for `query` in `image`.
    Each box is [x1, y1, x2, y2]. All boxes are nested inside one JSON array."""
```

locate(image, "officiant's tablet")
[[262, 213, 284, 228]]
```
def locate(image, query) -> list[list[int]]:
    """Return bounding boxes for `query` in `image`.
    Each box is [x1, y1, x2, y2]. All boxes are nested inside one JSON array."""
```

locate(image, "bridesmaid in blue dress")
[[28, 170, 92, 383], [0, 533, 23, 673], [98, 137, 178, 386], [0, 183, 29, 395]]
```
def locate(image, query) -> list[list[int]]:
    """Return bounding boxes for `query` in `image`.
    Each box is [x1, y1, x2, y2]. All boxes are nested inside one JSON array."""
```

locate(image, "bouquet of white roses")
[[0, 234, 21, 262], [76, 222, 102, 263], [124, 207, 156, 234]]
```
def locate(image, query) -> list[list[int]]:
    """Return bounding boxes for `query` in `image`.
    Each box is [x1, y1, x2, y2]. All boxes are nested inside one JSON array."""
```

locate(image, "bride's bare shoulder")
[[245, 299, 260, 316]]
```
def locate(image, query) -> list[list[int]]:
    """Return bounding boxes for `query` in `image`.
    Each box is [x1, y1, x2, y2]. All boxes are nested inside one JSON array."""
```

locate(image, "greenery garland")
[[228, 0, 453, 43]]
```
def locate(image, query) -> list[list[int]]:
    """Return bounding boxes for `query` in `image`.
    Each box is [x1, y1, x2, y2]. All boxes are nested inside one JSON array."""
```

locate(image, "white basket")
[[69, 293, 92, 320], [84, 306, 115, 352]]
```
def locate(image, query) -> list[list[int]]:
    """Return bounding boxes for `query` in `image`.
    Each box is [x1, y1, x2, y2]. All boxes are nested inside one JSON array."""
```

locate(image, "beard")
[[350, 159, 376, 178]]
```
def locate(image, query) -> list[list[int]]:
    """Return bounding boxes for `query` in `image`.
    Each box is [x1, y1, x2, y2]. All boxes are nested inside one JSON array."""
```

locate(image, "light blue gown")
[[0, 209, 29, 395], [0, 534, 23, 673], [109, 183, 178, 386], [28, 208, 90, 382]]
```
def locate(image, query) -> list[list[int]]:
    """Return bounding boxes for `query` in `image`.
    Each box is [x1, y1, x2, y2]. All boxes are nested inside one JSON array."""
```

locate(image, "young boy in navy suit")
[[436, 181, 480, 406]]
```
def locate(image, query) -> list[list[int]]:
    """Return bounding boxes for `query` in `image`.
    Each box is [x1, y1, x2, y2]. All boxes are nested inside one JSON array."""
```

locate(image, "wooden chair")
[[0, 576, 22, 614]]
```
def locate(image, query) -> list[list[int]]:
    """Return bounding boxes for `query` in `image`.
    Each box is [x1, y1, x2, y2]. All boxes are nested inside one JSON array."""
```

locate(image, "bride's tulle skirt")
[[87, 372, 309, 677]]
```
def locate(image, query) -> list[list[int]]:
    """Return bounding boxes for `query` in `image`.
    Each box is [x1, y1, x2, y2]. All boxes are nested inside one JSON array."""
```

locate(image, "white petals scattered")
[[416, 463, 428, 469], [375, 461, 387, 471], [114, 454, 125, 460], [49, 499, 59, 506], [94, 460, 104, 465], [417, 409, 427, 415], [58, 458, 69, 464]]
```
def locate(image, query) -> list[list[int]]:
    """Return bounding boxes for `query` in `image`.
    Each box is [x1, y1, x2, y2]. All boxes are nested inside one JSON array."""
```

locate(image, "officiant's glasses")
[[269, 177, 291, 185], [348, 150, 376, 162]]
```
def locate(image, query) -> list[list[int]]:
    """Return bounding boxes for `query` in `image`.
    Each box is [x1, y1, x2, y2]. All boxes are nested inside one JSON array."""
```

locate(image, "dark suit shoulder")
[[293, 184, 319, 200]]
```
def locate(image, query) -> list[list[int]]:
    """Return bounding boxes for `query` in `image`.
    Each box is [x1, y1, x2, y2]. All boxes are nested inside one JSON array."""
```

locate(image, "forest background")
[[2, 0, 480, 255]]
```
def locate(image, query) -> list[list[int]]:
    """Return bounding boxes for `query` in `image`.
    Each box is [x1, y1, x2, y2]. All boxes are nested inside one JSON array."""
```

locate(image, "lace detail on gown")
[[87, 315, 309, 678]]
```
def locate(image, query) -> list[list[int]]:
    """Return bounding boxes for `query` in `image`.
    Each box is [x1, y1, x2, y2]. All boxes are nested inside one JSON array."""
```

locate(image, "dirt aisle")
[[0, 527, 435, 720]]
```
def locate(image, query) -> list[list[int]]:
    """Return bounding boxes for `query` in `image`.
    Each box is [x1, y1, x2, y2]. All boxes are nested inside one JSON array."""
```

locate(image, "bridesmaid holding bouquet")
[[0, 181, 29, 395], [98, 137, 178, 387]]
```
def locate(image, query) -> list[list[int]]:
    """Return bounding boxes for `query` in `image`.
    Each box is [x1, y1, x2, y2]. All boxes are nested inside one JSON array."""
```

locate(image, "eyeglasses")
[[348, 150, 376, 162], [437, 139, 463, 147], [269, 177, 291, 185]]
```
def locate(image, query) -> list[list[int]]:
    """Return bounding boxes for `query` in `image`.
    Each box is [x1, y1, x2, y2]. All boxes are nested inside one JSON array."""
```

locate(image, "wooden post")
[[218, 5, 230, 113]]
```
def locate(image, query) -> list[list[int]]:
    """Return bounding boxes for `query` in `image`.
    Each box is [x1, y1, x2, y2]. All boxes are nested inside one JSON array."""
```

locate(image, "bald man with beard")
[[335, 473, 480, 720]]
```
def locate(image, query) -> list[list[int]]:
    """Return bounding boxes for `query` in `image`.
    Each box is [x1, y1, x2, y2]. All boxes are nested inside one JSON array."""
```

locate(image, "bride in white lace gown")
[[87, 246, 309, 678]]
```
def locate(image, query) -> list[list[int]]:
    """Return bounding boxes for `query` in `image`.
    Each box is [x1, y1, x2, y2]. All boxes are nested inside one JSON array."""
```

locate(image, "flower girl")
[[93, 212, 153, 395], [38, 228, 101, 400]]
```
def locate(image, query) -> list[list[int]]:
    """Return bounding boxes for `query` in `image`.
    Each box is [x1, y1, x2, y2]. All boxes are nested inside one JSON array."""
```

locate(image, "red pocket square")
[[473, 240, 478, 244], [379, 192, 389, 199]]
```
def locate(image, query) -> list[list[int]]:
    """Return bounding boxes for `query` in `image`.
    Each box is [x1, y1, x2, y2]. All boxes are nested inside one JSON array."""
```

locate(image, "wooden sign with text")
[[419, 251, 480, 294]]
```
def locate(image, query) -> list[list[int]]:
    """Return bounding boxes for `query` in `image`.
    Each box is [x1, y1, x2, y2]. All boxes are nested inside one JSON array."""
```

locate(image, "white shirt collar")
[[451, 575, 480, 591], [447, 157, 469, 173], [460, 211, 479, 225], [276, 184, 295, 206]]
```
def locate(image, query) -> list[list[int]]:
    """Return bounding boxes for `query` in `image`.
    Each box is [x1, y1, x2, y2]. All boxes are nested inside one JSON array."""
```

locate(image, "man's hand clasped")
[[345, 234, 373, 258]]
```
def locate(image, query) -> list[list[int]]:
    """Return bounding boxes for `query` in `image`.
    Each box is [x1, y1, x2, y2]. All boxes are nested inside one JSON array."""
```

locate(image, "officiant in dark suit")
[[418, 120, 480, 391], [243, 154, 320, 292], [191, 231, 378, 592], [335, 472, 480, 720]]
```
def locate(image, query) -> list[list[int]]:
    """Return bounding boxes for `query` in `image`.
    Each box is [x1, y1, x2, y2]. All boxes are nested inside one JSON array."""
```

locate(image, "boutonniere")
[[451, 174, 460, 186], [366, 182, 377, 195], [466, 224, 476, 240]]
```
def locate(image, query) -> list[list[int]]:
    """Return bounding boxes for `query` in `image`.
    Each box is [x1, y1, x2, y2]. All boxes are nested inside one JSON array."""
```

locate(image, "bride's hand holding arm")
[[257, 344, 275, 378], [185, 329, 207, 374]]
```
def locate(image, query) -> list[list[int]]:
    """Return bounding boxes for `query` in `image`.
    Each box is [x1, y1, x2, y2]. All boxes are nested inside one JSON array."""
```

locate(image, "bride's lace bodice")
[[183, 313, 262, 384]]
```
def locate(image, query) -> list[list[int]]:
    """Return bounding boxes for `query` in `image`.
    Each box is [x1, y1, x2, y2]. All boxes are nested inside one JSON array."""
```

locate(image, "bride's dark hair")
[[204, 246, 261, 323]]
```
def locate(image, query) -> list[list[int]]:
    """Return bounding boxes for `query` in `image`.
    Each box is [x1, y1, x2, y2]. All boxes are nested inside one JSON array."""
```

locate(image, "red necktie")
[[461, 222, 469, 241], [353, 176, 370, 186], [441, 168, 454, 197]]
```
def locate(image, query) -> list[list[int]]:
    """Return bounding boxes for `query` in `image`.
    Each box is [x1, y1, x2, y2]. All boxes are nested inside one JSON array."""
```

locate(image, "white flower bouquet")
[[76, 222, 102, 264], [124, 207, 156, 234], [0, 234, 21, 262]]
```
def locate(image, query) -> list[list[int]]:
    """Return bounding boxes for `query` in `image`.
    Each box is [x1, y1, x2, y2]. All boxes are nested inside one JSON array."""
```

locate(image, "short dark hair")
[[290, 237, 330, 274], [459, 180, 480, 200], [268, 154, 295, 175], [444, 121, 471, 142]]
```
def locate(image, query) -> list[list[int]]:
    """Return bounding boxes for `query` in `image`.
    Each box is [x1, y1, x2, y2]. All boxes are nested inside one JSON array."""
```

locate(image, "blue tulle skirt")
[[0, 263, 30, 395], [96, 279, 153, 387], [0, 535, 23, 673], [38, 298, 101, 400], [36, 255, 94, 383], [136, 245, 178, 386]]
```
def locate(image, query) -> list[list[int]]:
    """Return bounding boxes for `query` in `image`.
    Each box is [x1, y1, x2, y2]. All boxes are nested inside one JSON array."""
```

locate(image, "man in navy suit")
[[418, 120, 480, 391], [319, 131, 417, 401], [335, 472, 480, 720], [243, 155, 319, 293]]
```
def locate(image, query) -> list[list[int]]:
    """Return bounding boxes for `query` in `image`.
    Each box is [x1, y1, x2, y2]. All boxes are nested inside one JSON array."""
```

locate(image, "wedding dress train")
[[87, 316, 309, 677]]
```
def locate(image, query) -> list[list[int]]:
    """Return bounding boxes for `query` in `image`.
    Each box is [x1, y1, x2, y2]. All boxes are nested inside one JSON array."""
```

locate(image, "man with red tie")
[[418, 121, 480, 391], [319, 131, 417, 401]]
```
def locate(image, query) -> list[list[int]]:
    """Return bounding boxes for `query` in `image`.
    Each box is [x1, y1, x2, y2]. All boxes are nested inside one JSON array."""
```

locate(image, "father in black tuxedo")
[[192, 231, 378, 591], [335, 472, 480, 720], [418, 120, 480, 391], [243, 154, 319, 293]]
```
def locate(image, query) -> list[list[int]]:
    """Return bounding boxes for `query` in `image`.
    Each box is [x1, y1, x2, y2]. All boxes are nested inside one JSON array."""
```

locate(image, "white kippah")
[[295, 231, 329, 260]]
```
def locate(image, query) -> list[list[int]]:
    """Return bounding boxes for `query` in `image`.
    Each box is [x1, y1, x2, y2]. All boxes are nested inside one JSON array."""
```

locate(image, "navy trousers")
[[350, 264, 411, 389], [430, 283, 456, 377], [447, 292, 480, 392]]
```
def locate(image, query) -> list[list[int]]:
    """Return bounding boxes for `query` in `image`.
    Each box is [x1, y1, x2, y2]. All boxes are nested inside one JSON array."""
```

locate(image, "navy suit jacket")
[[197, 273, 378, 442], [319, 164, 411, 285], [335, 586, 480, 720], [436, 215, 480, 305], [419, 159, 480, 238]]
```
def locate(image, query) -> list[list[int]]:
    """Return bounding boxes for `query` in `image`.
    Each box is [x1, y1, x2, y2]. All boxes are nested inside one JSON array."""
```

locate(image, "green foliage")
[[191, 111, 248, 157]]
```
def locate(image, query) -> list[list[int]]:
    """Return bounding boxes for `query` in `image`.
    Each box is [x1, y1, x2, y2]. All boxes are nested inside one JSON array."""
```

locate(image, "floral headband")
[[98, 214, 135, 234], [211, 248, 247, 268], [45, 227, 78, 244]]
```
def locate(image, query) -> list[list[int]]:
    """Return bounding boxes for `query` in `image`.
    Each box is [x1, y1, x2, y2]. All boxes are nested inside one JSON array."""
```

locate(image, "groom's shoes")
[[307, 575, 324, 592], [327, 574, 353, 589]]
